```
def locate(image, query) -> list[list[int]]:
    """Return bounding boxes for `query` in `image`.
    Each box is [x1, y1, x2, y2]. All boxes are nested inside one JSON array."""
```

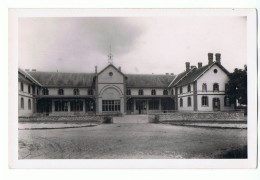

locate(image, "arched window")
[[126, 89, 131, 95], [138, 89, 143, 95], [21, 97, 24, 109], [73, 88, 80, 95], [188, 97, 192, 107], [20, 82, 24, 91], [224, 96, 231, 106], [188, 84, 191, 92], [163, 89, 168, 95], [202, 83, 207, 92], [42, 88, 49, 95], [180, 98, 183, 107], [213, 83, 219, 92], [28, 99, 31, 110], [171, 89, 174, 95], [28, 85, 31, 94], [179, 87, 183, 94], [88, 88, 93, 95], [201, 96, 208, 106], [151, 89, 156, 95], [58, 88, 64, 95]]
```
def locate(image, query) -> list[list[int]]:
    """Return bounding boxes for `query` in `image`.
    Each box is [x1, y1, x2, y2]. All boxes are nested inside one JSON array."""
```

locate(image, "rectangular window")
[[71, 101, 83, 111], [202, 96, 208, 106], [188, 97, 192, 107], [102, 100, 120, 112], [148, 100, 159, 110], [55, 101, 68, 111]]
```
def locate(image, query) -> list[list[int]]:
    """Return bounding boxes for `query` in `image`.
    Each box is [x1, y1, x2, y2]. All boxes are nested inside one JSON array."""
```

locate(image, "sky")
[[18, 16, 247, 75]]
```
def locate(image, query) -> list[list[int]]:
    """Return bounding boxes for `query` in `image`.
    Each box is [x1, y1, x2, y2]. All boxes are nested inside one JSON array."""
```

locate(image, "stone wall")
[[149, 111, 245, 122]]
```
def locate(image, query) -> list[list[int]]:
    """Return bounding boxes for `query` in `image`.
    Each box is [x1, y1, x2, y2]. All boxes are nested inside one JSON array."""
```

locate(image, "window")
[[88, 88, 93, 95], [126, 89, 131, 95], [163, 89, 168, 95], [21, 97, 24, 109], [28, 99, 31, 110], [42, 88, 49, 95], [224, 96, 231, 106], [70, 101, 83, 111], [151, 89, 156, 95], [214, 69, 218, 74], [55, 101, 68, 111], [32, 86, 35, 94], [188, 97, 192, 107], [20, 82, 24, 91], [138, 89, 143, 95], [180, 98, 183, 107], [225, 84, 229, 93], [179, 87, 183, 94], [102, 100, 120, 112], [28, 85, 31, 94], [188, 84, 191, 92], [73, 88, 80, 95], [213, 83, 219, 92], [202, 96, 208, 106], [202, 83, 207, 92], [109, 72, 113, 76], [171, 89, 174, 95], [58, 88, 64, 95], [149, 100, 159, 110]]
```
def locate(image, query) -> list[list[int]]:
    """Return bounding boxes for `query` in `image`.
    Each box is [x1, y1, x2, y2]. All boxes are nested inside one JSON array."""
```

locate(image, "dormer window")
[[42, 88, 49, 95], [163, 89, 168, 95], [58, 88, 64, 95], [126, 89, 131, 95], [73, 88, 80, 95], [88, 88, 93, 95], [151, 89, 156, 95], [138, 89, 143, 95]]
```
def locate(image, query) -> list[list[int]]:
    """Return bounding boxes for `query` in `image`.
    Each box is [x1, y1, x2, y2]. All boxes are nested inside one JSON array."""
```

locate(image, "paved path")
[[113, 115, 149, 124], [19, 122, 247, 159]]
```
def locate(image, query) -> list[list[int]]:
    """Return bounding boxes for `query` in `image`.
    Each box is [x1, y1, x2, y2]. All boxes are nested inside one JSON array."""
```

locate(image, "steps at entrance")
[[113, 115, 149, 124]]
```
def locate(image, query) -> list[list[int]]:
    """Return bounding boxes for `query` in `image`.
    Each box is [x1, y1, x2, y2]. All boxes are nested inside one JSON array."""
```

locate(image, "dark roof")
[[27, 71, 96, 87], [126, 74, 175, 88], [175, 62, 230, 87], [168, 70, 189, 87]]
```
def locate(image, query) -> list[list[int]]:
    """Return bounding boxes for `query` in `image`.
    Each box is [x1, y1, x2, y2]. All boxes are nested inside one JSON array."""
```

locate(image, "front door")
[[213, 98, 220, 111]]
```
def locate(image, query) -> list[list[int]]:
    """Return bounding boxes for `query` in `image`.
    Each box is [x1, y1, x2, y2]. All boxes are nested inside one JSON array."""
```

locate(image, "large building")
[[18, 53, 234, 117]]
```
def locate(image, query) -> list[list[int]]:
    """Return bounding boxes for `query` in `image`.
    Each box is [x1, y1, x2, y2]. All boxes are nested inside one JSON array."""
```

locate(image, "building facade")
[[18, 53, 234, 117]]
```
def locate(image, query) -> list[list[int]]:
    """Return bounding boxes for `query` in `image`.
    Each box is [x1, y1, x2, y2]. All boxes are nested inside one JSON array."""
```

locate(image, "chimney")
[[198, 62, 202, 68], [215, 53, 221, 64], [166, 73, 169, 75], [191, 65, 197, 69], [25, 69, 30, 71], [208, 53, 213, 65], [118, 66, 121, 72], [171, 73, 174, 76], [185, 62, 190, 71], [32, 69, 36, 71], [95, 66, 98, 73]]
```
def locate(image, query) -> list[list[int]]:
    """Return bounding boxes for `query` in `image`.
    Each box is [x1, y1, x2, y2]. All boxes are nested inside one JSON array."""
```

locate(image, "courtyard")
[[18, 116, 247, 159]]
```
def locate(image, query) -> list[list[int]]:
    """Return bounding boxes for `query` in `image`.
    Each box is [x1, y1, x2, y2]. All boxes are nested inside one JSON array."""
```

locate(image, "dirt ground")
[[18, 122, 247, 159]]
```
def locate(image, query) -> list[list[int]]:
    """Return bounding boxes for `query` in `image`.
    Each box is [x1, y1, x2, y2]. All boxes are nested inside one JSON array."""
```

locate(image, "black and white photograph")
[[8, 8, 257, 168]]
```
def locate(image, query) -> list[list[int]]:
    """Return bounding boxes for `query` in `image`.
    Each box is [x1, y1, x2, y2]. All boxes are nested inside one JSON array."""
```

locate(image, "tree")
[[227, 65, 247, 108]]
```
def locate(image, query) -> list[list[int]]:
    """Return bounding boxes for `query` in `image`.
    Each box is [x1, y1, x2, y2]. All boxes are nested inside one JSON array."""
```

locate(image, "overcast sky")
[[19, 16, 246, 74]]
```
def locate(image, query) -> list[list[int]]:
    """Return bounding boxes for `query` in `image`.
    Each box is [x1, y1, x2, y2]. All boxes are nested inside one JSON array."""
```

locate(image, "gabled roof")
[[126, 74, 175, 88], [174, 62, 230, 87], [18, 68, 42, 86], [27, 71, 96, 87], [168, 70, 190, 88], [98, 63, 126, 77]]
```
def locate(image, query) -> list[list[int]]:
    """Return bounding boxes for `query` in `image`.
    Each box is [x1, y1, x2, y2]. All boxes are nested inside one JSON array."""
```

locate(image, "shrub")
[[103, 116, 113, 124]]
